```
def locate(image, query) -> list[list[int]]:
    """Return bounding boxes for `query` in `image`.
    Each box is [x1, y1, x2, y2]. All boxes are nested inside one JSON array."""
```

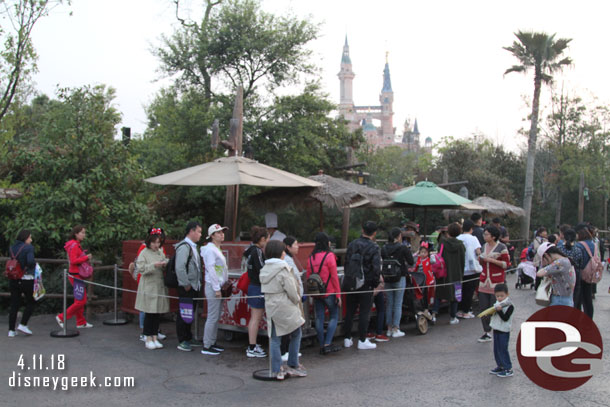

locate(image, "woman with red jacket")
[[477, 225, 510, 343], [306, 232, 342, 355], [56, 225, 93, 329]]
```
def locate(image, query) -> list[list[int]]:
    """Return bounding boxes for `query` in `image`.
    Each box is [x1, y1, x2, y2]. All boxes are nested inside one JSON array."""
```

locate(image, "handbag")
[[220, 280, 233, 298], [237, 271, 250, 293], [431, 244, 447, 279], [535, 277, 552, 306], [78, 261, 94, 279]]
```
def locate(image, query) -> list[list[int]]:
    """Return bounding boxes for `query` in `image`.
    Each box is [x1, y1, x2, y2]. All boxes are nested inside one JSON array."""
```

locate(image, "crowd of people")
[[4, 213, 608, 381]]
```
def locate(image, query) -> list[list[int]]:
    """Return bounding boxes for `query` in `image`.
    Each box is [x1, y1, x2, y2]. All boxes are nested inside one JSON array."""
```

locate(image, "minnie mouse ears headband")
[[150, 227, 164, 235]]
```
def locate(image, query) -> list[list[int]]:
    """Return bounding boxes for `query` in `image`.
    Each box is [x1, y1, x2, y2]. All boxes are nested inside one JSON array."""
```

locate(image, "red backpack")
[[431, 244, 447, 279], [5, 246, 26, 280], [581, 242, 603, 284]]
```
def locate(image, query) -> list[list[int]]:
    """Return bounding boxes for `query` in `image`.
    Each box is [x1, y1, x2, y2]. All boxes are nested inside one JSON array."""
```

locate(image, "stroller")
[[515, 248, 536, 289], [404, 268, 436, 334]]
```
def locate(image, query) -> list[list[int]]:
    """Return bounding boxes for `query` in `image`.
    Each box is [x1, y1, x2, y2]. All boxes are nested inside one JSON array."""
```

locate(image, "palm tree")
[[504, 31, 572, 241]]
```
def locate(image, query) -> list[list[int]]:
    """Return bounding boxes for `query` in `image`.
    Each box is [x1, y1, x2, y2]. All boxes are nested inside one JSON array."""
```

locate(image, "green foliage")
[[1, 85, 150, 261]]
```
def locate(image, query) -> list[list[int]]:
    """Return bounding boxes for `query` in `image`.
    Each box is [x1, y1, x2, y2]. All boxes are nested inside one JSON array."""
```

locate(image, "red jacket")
[[64, 239, 89, 275], [306, 251, 340, 298]]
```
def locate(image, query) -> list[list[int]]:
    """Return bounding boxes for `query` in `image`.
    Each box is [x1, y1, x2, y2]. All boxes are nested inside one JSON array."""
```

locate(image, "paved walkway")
[[1, 271, 609, 407]]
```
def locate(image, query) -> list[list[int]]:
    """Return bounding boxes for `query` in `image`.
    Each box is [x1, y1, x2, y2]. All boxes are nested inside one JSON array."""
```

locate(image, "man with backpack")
[[175, 221, 203, 352], [342, 221, 381, 350]]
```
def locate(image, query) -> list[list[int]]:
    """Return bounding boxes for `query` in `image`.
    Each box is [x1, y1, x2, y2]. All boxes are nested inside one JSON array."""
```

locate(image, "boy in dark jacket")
[[343, 221, 381, 350]]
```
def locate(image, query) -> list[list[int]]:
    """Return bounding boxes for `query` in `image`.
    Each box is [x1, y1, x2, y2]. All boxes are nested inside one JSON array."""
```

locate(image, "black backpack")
[[381, 245, 401, 284], [164, 242, 192, 288], [306, 252, 330, 295], [342, 246, 365, 292]]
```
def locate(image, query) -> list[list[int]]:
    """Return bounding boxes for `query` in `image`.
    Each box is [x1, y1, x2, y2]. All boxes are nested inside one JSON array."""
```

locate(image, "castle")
[[337, 37, 431, 151]]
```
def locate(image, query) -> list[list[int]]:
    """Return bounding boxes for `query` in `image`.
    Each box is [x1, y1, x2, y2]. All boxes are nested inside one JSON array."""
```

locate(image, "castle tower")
[[379, 53, 394, 137], [338, 36, 355, 109], [412, 118, 420, 148]]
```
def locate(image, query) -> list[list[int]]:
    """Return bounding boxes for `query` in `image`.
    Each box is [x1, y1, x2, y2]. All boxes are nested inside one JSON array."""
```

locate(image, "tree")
[[504, 31, 572, 241], [357, 146, 432, 191], [0, 0, 67, 123], [1, 86, 150, 260], [156, 0, 317, 102]]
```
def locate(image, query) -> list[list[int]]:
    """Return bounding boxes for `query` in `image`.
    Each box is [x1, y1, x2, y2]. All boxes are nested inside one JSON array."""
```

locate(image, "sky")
[[27, 0, 610, 153]]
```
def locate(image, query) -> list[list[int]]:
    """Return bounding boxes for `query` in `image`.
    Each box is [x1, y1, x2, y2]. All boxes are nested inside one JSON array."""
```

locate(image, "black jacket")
[[346, 236, 381, 288], [381, 242, 414, 276], [244, 244, 265, 286], [10, 240, 36, 276]]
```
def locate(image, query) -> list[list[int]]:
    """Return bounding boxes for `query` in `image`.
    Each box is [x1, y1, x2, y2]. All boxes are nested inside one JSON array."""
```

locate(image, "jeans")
[[344, 291, 373, 342], [372, 292, 386, 334], [431, 297, 458, 318], [9, 279, 35, 331], [385, 277, 405, 328], [139, 312, 145, 330], [313, 294, 339, 346], [271, 323, 301, 373], [550, 294, 574, 307], [493, 330, 512, 370]]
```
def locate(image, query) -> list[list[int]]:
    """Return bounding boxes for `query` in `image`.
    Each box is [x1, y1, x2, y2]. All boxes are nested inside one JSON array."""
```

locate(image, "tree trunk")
[[554, 186, 562, 227], [520, 71, 542, 242]]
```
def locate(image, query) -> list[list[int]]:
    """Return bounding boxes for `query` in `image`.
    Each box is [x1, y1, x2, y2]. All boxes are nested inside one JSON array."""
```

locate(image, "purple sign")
[[454, 282, 462, 302], [179, 298, 194, 324], [73, 278, 86, 301]]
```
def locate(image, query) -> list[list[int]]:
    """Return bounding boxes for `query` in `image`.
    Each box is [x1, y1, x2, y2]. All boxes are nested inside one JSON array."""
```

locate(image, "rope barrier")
[[72, 268, 518, 302]]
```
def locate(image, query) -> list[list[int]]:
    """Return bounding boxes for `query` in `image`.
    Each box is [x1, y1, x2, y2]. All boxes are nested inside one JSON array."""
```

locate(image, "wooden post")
[[578, 171, 584, 223], [223, 87, 243, 241]]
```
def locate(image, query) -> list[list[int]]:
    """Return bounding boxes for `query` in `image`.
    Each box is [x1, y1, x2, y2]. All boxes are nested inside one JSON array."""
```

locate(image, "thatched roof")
[[250, 174, 392, 209], [442, 196, 525, 218]]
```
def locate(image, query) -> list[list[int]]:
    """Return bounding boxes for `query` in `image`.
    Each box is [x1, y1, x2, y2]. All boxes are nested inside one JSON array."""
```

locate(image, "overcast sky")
[[28, 0, 610, 153]]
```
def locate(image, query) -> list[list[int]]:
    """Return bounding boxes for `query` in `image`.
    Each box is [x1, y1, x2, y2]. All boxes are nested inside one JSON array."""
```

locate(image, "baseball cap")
[[207, 224, 228, 239]]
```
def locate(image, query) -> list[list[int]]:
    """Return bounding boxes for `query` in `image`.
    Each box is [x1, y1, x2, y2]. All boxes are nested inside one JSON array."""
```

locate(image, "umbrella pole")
[[341, 208, 350, 248], [423, 208, 428, 240], [233, 184, 239, 240], [224, 185, 238, 241]]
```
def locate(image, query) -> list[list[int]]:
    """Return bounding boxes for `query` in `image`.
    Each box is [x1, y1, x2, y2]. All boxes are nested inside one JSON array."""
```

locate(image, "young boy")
[[489, 283, 514, 377]]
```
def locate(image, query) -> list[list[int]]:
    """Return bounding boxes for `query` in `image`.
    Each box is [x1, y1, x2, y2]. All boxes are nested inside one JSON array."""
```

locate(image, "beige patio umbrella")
[[145, 156, 322, 187], [144, 156, 322, 240]]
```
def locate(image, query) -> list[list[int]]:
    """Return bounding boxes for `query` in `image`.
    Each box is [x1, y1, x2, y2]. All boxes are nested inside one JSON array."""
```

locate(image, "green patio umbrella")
[[391, 181, 474, 237]]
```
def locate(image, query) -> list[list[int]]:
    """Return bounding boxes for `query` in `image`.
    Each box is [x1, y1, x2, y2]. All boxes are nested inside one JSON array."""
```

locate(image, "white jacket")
[[201, 243, 228, 292]]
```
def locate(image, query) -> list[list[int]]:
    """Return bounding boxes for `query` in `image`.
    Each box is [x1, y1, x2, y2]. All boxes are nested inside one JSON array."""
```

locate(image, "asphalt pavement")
[[1, 271, 609, 407]]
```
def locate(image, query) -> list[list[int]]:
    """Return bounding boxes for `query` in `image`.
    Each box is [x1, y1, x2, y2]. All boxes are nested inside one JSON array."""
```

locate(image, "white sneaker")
[[462, 312, 475, 319], [8, 330, 17, 338], [456, 311, 465, 318], [450, 317, 460, 325], [344, 338, 353, 348], [139, 334, 146, 342], [17, 324, 32, 335], [281, 352, 289, 362], [357, 338, 377, 350], [157, 331, 167, 340], [145, 341, 157, 350], [392, 329, 406, 338], [77, 322, 93, 329], [154, 340, 164, 349], [386, 329, 394, 337], [55, 315, 64, 329]]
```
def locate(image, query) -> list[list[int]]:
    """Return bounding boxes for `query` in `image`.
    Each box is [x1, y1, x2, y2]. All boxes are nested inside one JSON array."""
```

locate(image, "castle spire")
[[341, 35, 352, 64], [413, 118, 420, 135], [382, 58, 392, 93]]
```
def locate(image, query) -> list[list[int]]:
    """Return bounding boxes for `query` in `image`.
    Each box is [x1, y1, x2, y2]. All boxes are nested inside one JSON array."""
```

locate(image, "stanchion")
[[253, 317, 276, 381], [103, 264, 128, 325], [50, 269, 79, 338]]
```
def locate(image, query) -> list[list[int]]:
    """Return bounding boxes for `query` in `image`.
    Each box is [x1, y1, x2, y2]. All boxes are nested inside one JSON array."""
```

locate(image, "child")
[[489, 283, 514, 377], [412, 242, 436, 322]]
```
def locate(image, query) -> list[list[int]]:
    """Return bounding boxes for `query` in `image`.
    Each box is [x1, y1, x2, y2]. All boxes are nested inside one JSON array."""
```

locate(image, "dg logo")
[[517, 306, 603, 391]]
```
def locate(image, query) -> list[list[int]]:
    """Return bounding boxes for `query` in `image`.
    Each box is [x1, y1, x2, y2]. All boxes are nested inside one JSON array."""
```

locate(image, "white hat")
[[265, 212, 278, 228], [207, 224, 228, 239], [536, 242, 555, 260]]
